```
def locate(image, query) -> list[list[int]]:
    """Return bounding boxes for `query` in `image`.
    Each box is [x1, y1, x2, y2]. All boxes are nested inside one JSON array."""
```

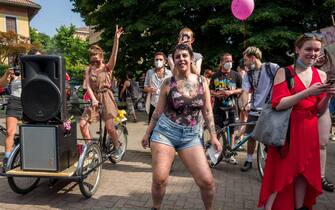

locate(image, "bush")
[[0, 64, 9, 76], [66, 63, 86, 83]]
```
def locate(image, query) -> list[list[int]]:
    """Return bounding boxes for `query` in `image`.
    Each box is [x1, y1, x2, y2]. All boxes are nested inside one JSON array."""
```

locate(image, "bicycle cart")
[[0, 104, 128, 198]]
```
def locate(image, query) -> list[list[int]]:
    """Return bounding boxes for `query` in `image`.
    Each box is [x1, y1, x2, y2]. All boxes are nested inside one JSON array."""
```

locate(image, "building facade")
[[0, 0, 40, 40]]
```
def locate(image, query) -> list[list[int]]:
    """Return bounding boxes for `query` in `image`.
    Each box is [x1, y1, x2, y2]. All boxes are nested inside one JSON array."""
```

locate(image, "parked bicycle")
[[204, 110, 267, 179]]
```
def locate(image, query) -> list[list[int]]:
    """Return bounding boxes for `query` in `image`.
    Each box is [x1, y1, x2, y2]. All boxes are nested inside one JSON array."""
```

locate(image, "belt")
[[95, 88, 109, 94]]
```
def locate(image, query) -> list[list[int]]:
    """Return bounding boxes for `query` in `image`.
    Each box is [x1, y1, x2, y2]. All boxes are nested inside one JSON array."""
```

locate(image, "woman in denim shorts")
[[141, 44, 222, 210]]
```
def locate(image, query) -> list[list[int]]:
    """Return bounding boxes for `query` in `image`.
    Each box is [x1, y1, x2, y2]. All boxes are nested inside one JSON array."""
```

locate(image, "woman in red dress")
[[258, 34, 335, 210]]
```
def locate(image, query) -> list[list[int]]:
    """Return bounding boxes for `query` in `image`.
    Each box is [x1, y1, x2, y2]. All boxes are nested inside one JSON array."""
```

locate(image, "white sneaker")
[[225, 156, 238, 165]]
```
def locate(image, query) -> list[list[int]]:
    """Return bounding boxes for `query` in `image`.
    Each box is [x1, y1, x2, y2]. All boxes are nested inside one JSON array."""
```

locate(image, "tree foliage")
[[30, 28, 52, 52], [0, 31, 32, 64], [30, 25, 89, 82], [74, 0, 334, 75]]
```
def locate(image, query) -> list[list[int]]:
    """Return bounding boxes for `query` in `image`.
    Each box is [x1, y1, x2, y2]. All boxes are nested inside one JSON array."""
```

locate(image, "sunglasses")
[[303, 32, 324, 41]]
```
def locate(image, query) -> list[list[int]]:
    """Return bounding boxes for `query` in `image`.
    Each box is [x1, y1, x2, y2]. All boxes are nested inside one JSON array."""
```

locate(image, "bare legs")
[[150, 142, 175, 209], [5, 116, 18, 153], [150, 143, 215, 210], [318, 109, 331, 178], [79, 117, 119, 147]]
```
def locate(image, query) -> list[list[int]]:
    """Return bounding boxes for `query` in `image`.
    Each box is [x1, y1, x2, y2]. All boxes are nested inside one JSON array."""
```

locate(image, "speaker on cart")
[[20, 55, 67, 123], [20, 123, 78, 172]]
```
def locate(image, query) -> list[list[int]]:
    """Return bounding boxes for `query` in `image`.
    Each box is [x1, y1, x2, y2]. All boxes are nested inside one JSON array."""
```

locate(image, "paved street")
[[0, 112, 335, 210]]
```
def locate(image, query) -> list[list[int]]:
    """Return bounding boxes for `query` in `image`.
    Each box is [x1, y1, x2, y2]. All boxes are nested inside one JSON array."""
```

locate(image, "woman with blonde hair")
[[258, 33, 335, 210], [79, 25, 124, 159], [168, 27, 203, 75]]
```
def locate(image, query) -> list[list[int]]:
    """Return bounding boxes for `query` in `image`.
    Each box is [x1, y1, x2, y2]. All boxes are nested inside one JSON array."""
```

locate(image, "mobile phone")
[[182, 34, 189, 42]]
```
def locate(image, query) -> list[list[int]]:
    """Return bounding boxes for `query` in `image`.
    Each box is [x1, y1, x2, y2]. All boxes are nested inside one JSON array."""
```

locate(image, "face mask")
[[223, 62, 233, 70], [296, 57, 313, 68], [250, 63, 256, 70], [154, 60, 164, 69]]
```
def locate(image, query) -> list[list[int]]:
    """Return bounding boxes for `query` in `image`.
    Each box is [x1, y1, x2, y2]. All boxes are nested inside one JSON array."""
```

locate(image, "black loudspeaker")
[[20, 55, 67, 123], [20, 122, 78, 172]]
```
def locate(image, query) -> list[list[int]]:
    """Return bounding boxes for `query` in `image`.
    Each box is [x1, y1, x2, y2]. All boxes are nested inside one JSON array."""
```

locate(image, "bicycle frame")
[[218, 121, 255, 158]]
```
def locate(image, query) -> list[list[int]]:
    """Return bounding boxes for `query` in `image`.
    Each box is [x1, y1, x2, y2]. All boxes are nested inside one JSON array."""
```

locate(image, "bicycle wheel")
[[108, 123, 128, 164], [77, 143, 102, 198], [7, 145, 40, 194], [257, 142, 267, 179]]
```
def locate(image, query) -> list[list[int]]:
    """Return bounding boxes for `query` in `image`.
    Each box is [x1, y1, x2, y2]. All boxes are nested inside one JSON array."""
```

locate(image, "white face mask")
[[154, 60, 164, 69], [223, 62, 233, 70], [250, 63, 256, 70]]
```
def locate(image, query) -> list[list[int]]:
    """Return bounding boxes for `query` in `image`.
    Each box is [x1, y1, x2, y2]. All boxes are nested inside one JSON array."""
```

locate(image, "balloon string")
[[243, 21, 247, 48]]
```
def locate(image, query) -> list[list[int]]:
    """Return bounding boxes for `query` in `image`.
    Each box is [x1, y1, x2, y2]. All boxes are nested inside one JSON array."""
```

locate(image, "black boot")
[[322, 177, 334, 192], [295, 207, 308, 210]]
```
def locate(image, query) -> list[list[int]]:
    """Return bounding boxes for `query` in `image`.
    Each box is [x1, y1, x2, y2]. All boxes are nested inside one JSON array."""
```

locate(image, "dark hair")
[[172, 44, 194, 61], [28, 48, 41, 55], [154, 52, 167, 61], [126, 71, 134, 79], [220, 53, 233, 61]]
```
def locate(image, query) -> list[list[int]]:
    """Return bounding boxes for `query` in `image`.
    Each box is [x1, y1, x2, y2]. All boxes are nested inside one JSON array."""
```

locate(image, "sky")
[[30, 0, 86, 37]]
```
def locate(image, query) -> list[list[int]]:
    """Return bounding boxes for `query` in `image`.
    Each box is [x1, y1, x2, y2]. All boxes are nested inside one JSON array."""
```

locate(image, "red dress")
[[258, 66, 323, 210]]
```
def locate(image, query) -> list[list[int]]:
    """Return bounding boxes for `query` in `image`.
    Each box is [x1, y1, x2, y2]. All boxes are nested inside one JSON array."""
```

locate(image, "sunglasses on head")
[[303, 32, 324, 40]]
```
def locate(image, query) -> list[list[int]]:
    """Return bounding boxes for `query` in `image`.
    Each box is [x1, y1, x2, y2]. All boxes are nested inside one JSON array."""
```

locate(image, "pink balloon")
[[231, 0, 255, 21]]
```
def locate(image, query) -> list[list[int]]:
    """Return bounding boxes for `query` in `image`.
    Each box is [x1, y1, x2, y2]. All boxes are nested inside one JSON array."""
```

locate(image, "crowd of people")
[[1, 25, 334, 210]]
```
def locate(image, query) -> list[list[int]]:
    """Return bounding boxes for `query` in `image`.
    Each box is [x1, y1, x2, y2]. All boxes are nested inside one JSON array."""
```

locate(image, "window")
[[6, 16, 17, 33]]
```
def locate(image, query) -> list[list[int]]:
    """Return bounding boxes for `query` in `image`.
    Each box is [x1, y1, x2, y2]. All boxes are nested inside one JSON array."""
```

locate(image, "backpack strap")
[[264, 63, 275, 103], [247, 70, 254, 92]]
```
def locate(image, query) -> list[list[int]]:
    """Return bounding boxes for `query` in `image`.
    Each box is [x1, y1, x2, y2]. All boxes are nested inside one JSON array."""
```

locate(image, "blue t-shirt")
[[242, 62, 279, 116]]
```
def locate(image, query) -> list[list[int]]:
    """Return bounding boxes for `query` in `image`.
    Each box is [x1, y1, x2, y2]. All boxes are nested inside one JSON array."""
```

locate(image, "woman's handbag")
[[251, 104, 292, 146], [251, 67, 294, 147]]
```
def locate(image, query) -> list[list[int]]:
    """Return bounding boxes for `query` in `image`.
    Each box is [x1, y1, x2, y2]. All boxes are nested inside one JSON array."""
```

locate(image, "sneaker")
[[111, 147, 123, 160], [225, 156, 238, 165], [240, 161, 252, 172], [233, 144, 245, 151], [2, 157, 8, 172], [322, 177, 334, 192]]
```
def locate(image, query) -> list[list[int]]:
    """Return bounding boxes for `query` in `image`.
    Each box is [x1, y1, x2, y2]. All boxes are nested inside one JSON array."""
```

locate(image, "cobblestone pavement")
[[0, 112, 334, 210]]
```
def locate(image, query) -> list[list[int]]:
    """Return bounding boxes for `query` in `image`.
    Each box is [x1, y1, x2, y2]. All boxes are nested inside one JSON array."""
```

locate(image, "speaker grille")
[[22, 76, 61, 122]]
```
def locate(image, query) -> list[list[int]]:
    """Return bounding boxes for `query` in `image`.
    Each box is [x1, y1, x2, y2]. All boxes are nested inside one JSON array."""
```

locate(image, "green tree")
[[72, 0, 334, 74], [52, 25, 89, 67], [29, 27, 52, 53]]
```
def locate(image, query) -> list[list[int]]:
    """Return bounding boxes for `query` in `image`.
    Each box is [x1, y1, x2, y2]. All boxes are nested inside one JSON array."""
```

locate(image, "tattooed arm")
[[201, 77, 222, 152], [141, 77, 171, 148]]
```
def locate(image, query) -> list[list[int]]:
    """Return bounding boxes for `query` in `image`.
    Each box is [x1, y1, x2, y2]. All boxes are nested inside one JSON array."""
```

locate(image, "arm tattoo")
[[146, 111, 161, 135], [204, 108, 216, 134], [150, 111, 160, 125], [162, 77, 171, 87]]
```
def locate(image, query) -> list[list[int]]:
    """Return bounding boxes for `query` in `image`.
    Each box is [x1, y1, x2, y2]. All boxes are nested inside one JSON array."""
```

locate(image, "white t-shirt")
[[144, 68, 172, 107]]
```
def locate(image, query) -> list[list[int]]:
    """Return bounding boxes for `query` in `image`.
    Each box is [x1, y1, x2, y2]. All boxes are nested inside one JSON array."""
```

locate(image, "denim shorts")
[[150, 114, 203, 151]]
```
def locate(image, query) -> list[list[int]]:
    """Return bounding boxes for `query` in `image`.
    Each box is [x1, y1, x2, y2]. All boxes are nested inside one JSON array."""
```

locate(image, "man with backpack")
[[120, 71, 141, 122], [240, 46, 280, 172]]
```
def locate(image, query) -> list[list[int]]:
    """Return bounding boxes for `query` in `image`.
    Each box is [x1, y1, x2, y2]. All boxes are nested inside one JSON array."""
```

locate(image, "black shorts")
[[6, 96, 23, 119], [245, 114, 259, 134], [214, 108, 236, 132]]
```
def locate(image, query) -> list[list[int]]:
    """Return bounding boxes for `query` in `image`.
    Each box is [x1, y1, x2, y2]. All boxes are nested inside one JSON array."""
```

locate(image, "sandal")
[[322, 177, 334, 192]]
